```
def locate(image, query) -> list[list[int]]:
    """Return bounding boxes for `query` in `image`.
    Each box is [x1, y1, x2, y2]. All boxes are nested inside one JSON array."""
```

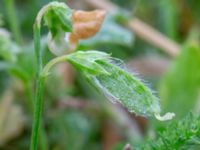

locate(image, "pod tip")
[[155, 112, 175, 121]]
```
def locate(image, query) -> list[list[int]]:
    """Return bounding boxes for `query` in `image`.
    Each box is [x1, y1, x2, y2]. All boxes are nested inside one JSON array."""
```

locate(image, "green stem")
[[30, 55, 68, 150], [30, 3, 68, 149], [30, 21, 45, 150], [25, 81, 48, 150], [34, 24, 43, 75], [30, 76, 45, 150], [30, 55, 69, 150], [41, 55, 68, 77], [25, 80, 48, 150], [4, 0, 23, 44]]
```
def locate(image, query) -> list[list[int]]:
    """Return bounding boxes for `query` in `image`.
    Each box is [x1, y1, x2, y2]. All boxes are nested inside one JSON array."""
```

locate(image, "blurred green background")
[[0, 0, 200, 149]]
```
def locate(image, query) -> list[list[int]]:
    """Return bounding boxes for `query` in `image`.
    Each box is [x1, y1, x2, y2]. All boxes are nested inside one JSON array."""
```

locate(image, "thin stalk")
[[24, 80, 48, 150], [41, 55, 68, 77], [30, 76, 45, 150], [30, 23, 45, 150], [30, 55, 69, 150], [4, 0, 23, 44], [30, 3, 68, 150], [33, 24, 43, 75]]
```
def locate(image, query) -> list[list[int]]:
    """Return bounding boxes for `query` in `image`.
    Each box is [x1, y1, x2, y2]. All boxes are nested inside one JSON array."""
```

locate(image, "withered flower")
[[46, 7, 106, 55], [69, 10, 106, 48]]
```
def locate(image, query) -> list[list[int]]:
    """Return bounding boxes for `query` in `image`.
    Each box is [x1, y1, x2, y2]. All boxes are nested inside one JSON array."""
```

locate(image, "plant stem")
[[4, 0, 23, 44], [34, 24, 43, 75], [30, 3, 69, 149], [30, 4, 52, 149], [30, 55, 68, 150], [41, 55, 68, 77], [30, 23, 45, 150], [30, 54, 69, 150], [30, 76, 45, 150]]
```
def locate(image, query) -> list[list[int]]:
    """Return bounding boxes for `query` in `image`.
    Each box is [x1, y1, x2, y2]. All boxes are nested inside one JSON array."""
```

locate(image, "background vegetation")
[[0, 0, 200, 149]]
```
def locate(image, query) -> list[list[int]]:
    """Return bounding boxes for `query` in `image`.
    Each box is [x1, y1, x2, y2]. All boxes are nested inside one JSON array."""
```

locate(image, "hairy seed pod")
[[66, 51, 175, 121]]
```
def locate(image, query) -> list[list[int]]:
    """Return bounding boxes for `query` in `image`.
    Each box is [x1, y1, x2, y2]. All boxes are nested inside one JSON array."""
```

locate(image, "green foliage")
[[12, 44, 37, 82], [159, 43, 200, 118], [0, 28, 19, 62], [158, 0, 178, 40], [0, 28, 37, 83], [136, 113, 200, 150], [66, 50, 161, 118], [0, 70, 9, 95], [49, 110, 99, 150], [1, 0, 200, 149], [43, 2, 72, 37], [184, 0, 200, 23], [4, 0, 23, 44], [0, 14, 4, 26]]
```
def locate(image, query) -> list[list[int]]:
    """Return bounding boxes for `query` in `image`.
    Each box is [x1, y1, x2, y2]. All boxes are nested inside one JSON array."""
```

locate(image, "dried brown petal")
[[69, 9, 106, 45]]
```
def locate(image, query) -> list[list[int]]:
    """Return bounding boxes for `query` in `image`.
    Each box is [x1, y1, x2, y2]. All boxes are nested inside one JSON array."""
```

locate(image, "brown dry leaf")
[[0, 91, 25, 145], [69, 9, 106, 47]]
